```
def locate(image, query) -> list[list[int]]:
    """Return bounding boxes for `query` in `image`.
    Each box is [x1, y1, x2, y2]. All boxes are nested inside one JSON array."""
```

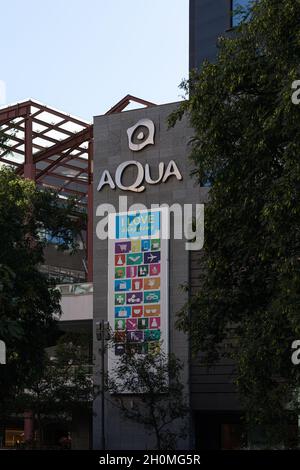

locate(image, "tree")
[[169, 0, 300, 446], [0, 166, 86, 411], [106, 344, 188, 450], [14, 332, 93, 449]]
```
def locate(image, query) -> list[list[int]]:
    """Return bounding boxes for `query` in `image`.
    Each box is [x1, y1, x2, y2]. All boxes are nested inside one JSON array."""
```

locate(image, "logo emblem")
[[127, 118, 155, 151]]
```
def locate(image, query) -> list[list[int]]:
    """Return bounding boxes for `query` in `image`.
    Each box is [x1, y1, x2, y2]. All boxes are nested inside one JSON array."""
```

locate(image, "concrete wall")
[[189, 250, 241, 412], [92, 102, 208, 449], [189, 0, 232, 69], [60, 292, 93, 322]]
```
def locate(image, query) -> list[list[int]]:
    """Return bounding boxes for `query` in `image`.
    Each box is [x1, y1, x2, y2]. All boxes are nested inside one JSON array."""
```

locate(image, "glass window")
[[232, 0, 252, 27], [5, 429, 24, 448]]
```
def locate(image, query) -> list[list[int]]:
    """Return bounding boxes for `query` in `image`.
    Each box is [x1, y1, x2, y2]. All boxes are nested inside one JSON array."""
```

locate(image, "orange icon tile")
[[144, 277, 160, 290], [144, 305, 161, 317]]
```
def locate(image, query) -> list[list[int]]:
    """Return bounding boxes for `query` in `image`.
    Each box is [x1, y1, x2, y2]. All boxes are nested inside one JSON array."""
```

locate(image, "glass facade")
[[232, 0, 252, 27]]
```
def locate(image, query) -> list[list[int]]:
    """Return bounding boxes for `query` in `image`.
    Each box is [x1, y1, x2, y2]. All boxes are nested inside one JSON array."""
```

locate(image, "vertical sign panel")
[[108, 209, 169, 386]]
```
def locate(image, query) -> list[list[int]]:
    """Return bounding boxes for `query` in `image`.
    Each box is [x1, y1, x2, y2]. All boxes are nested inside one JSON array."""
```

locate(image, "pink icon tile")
[[149, 264, 160, 276]]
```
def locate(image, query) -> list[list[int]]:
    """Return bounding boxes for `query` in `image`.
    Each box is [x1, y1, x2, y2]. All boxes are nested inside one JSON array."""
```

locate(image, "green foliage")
[[14, 332, 93, 447], [106, 346, 188, 450], [0, 166, 86, 409], [169, 0, 300, 446]]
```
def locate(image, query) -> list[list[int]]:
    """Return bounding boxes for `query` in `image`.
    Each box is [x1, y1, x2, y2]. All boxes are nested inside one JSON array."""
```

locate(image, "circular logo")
[[127, 118, 155, 152]]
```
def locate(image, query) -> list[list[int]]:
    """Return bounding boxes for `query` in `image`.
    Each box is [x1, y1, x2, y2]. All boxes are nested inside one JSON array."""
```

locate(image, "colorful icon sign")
[[149, 264, 160, 276], [126, 292, 143, 304], [115, 319, 126, 330], [126, 266, 137, 278], [126, 318, 137, 331], [144, 305, 161, 317], [144, 277, 160, 290], [115, 254, 126, 266], [127, 253, 143, 265], [138, 265, 148, 277], [115, 241, 131, 253], [131, 279, 143, 291], [151, 239, 160, 251], [115, 293, 125, 305], [126, 331, 144, 343], [115, 306, 131, 318], [144, 291, 160, 303], [144, 251, 161, 264], [109, 209, 168, 377], [144, 329, 161, 342], [115, 279, 131, 291], [115, 267, 125, 279], [132, 306, 143, 317], [141, 239, 151, 251], [149, 317, 160, 329]]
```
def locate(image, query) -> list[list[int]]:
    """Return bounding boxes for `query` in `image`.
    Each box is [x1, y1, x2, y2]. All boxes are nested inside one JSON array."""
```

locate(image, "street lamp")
[[95, 320, 110, 450], [0, 340, 6, 365]]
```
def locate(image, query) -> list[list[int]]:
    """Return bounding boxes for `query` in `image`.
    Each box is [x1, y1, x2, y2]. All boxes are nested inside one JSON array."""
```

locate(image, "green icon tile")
[[151, 239, 160, 251], [138, 318, 148, 330], [115, 293, 125, 305], [127, 253, 143, 265], [115, 267, 125, 278], [115, 319, 126, 331]]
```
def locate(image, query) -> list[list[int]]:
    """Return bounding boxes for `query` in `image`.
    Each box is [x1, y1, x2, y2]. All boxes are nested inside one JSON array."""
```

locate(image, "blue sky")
[[0, 0, 189, 121]]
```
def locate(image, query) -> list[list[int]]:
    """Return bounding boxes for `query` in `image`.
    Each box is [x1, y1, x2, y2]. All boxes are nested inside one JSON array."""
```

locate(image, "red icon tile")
[[131, 279, 143, 291], [115, 254, 126, 266], [131, 306, 143, 318]]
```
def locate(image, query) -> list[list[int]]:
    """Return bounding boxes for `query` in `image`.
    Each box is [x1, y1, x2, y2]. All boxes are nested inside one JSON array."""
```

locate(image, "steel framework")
[[0, 95, 155, 282]]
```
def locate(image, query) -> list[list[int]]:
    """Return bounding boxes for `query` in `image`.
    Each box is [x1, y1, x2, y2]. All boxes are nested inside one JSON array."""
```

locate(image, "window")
[[231, 0, 252, 27], [4, 429, 24, 448]]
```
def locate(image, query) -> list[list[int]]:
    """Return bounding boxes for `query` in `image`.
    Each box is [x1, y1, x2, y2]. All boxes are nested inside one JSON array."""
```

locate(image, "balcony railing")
[[56, 282, 93, 296]]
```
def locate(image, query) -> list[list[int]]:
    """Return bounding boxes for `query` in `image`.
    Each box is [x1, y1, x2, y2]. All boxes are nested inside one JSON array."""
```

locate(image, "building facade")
[[92, 102, 208, 449], [91, 0, 252, 450], [0, 0, 254, 450]]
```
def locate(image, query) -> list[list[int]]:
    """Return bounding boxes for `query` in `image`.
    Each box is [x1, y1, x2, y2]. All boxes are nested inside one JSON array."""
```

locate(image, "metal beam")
[[105, 94, 156, 115], [0, 101, 31, 124], [16, 126, 93, 175], [87, 139, 93, 282], [24, 115, 35, 180]]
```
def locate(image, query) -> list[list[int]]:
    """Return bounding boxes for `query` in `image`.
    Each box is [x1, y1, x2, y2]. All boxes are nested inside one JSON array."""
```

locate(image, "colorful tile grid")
[[113, 238, 161, 356]]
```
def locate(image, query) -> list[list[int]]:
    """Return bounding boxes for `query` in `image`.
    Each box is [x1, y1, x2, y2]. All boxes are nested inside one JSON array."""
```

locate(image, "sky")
[[0, 0, 189, 121]]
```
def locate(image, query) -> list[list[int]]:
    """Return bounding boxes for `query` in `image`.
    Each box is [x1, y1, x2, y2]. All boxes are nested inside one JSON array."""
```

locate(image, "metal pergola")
[[0, 95, 155, 282]]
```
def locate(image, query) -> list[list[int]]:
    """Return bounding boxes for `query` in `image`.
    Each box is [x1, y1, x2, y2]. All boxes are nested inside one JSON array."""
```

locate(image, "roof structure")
[[105, 94, 156, 115], [0, 95, 156, 281], [0, 99, 93, 206], [0, 95, 156, 206]]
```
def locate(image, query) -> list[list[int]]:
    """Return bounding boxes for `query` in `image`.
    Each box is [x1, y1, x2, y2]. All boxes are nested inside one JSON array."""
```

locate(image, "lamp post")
[[96, 320, 110, 450], [0, 340, 6, 365]]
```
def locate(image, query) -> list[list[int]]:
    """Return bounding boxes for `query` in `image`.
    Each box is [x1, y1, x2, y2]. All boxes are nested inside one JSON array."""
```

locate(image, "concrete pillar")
[[24, 410, 34, 442]]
